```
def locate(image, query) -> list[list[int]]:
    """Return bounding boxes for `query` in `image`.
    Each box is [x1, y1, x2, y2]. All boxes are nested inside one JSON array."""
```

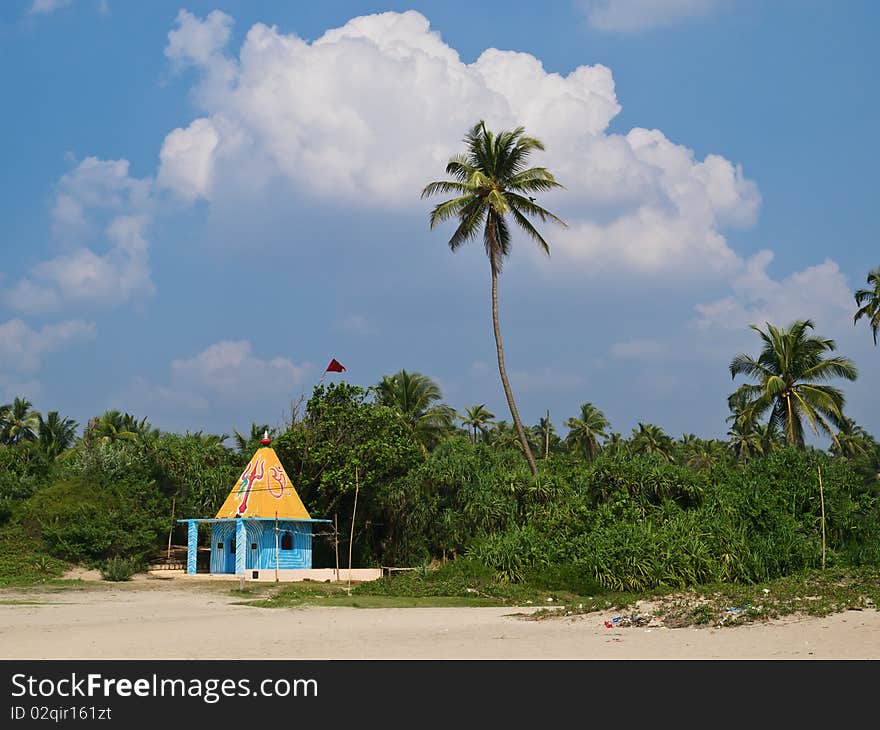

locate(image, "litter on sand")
[[603, 614, 653, 628]]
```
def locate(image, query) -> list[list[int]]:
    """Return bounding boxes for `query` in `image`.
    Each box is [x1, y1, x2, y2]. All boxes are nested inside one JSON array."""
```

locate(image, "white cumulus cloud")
[[157, 118, 220, 202], [155, 9, 759, 279], [692, 251, 855, 333], [0, 318, 95, 372], [116, 340, 314, 432], [170, 340, 310, 398], [121, 340, 310, 408], [7, 158, 155, 313], [165, 8, 234, 68]]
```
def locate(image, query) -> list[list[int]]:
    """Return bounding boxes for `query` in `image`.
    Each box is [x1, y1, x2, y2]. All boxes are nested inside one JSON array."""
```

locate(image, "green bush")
[[466, 525, 547, 582], [21, 477, 169, 564], [0, 524, 68, 584], [440, 446, 880, 591], [100, 556, 143, 581]]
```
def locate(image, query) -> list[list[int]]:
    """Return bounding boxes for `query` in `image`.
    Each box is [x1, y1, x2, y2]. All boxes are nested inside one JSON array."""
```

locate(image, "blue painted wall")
[[209, 520, 312, 573], [187, 521, 198, 575]]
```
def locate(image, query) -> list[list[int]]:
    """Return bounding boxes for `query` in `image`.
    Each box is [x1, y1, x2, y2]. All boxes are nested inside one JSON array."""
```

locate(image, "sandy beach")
[[2, 576, 878, 660]]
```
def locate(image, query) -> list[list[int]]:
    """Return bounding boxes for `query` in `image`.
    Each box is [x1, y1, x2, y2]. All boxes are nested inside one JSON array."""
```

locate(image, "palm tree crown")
[[232, 423, 275, 453], [729, 319, 857, 449], [38, 411, 79, 458], [421, 120, 566, 476], [853, 266, 880, 345], [631, 422, 675, 462], [831, 417, 875, 459], [461, 404, 496, 443], [375, 370, 456, 453], [726, 418, 763, 463], [564, 402, 609, 461], [1, 397, 41, 445], [84, 410, 151, 445]]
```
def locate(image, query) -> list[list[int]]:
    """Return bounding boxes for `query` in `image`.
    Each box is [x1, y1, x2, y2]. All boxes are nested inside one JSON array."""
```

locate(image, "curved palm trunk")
[[490, 261, 538, 476]]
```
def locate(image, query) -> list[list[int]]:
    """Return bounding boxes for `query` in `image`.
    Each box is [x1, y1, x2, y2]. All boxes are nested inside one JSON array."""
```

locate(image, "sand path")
[[2, 579, 879, 660]]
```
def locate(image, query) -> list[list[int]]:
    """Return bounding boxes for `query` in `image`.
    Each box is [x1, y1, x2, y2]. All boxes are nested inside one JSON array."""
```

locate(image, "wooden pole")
[[166, 496, 176, 562], [818, 465, 826, 570], [545, 409, 550, 459], [347, 467, 359, 595], [274, 511, 279, 583], [333, 513, 340, 582]]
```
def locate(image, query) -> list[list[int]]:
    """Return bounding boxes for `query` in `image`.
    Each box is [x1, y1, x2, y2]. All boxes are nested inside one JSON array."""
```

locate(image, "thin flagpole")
[[818, 465, 826, 571], [347, 466, 359, 596]]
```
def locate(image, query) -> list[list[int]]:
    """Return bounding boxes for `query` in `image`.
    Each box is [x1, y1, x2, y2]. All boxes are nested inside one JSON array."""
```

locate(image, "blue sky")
[[1, 0, 878, 445]]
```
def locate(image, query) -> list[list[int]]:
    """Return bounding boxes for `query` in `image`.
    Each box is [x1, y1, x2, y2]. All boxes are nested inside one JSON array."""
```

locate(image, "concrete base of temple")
[[147, 567, 383, 583]]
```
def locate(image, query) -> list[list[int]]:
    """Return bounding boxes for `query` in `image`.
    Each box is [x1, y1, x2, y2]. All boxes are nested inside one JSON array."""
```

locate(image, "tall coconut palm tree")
[[631, 422, 675, 462], [729, 319, 857, 449], [1, 397, 41, 445], [421, 120, 566, 476], [564, 402, 609, 461], [854, 266, 880, 345], [461, 404, 495, 443], [376, 370, 456, 453], [38, 411, 79, 458]]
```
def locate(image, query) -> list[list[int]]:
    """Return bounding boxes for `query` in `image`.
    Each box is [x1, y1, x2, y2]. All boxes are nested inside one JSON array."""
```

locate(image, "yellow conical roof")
[[214, 444, 311, 520]]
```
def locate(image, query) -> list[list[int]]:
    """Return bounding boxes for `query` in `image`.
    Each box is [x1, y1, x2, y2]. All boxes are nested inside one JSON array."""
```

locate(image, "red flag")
[[325, 358, 346, 373]]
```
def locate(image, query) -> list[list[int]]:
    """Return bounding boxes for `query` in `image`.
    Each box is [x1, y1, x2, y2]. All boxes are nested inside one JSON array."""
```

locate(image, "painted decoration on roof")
[[214, 446, 311, 520]]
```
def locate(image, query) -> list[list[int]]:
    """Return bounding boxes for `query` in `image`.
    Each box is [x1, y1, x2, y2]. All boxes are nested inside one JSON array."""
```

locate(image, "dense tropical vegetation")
[[1, 306, 878, 592]]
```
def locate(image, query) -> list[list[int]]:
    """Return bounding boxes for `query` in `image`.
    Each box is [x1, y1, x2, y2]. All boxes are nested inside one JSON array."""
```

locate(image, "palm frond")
[[428, 195, 477, 228], [509, 206, 551, 256], [729, 354, 771, 380], [801, 356, 858, 382], [445, 155, 475, 183], [421, 180, 473, 199], [507, 192, 567, 226], [448, 201, 486, 251]]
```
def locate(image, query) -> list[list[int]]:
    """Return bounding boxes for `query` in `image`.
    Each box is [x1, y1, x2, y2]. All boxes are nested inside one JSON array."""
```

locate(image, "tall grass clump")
[[446, 447, 880, 592], [99, 556, 143, 581]]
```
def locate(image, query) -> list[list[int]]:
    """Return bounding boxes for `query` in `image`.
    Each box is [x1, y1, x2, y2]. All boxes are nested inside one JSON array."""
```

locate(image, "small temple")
[[179, 432, 331, 578]]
